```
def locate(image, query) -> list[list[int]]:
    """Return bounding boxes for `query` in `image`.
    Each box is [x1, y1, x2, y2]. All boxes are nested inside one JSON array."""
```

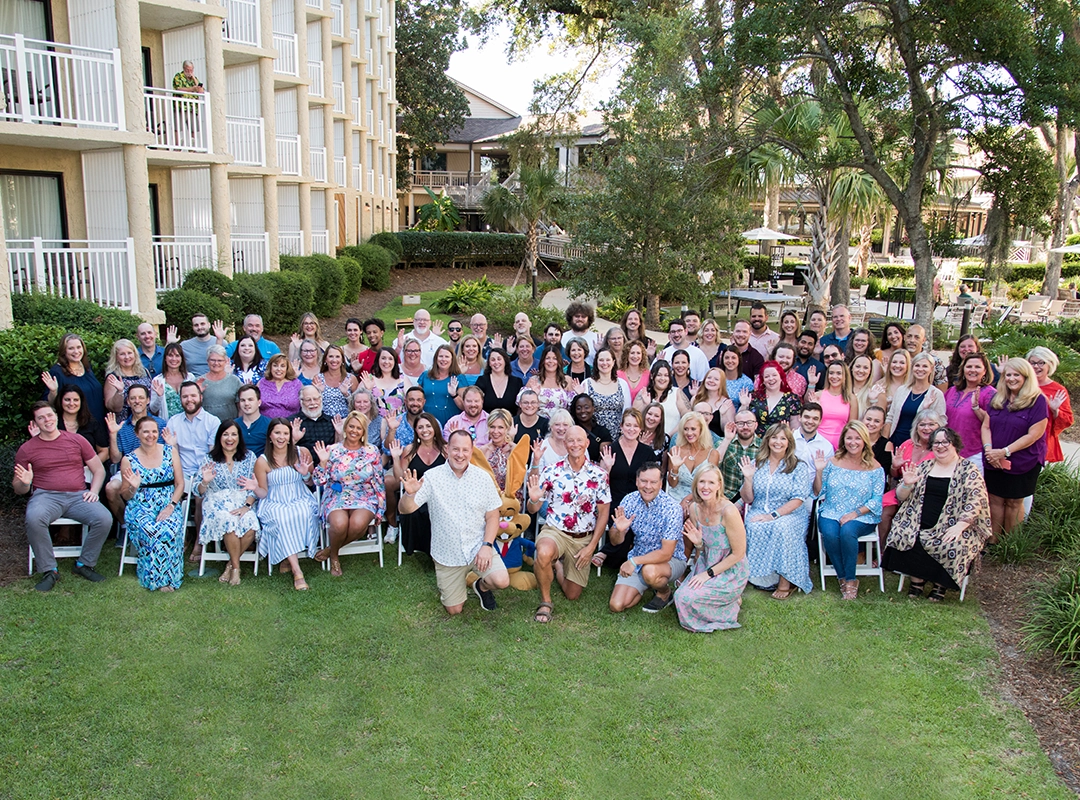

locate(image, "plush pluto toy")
[[467, 435, 537, 590]]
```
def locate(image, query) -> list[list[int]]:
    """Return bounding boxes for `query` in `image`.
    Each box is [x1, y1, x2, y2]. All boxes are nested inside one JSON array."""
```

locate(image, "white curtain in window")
[[0, 172, 63, 242], [0, 0, 48, 40]]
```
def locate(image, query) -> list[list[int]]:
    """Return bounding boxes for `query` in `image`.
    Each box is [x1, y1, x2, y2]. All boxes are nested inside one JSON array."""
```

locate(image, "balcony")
[[309, 145, 327, 182], [0, 34, 123, 130], [306, 0, 322, 8], [331, 4, 344, 36], [332, 81, 345, 113], [8, 237, 139, 312], [365, 49, 373, 74], [226, 115, 265, 166], [278, 231, 304, 256], [377, 63, 384, 89], [352, 97, 361, 122], [351, 29, 361, 58], [365, 0, 373, 12], [307, 61, 324, 96], [223, 0, 260, 48], [352, 163, 361, 189], [145, 87, 210, 153], [153, 235, 217, 291], [311, 230, 330, 254], [273, 32, 298, 76], [378, 174, 384, 196], [334, 155, 346, 186], [276, 134, 301, 175], [232, 232, 270, 274], [365, 109, 373, 131], [367, 168, 374, 193]]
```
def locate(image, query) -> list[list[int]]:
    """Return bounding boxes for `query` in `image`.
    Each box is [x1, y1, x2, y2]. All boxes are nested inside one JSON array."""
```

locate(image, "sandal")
[[533, 602, 553, 623], [218, 563, 233, 583], [314, 547, 330, 563], [927, 584, 947, 603], [590, 552, 607, 568], [906, 579, 926, 599], [841, 579, 860, 600], [771, 584, 796, 600], [329, 558, 342, 577], [187, 544, 202, 563], [229, 565, 241, 586], [293, 576, 309, 591]]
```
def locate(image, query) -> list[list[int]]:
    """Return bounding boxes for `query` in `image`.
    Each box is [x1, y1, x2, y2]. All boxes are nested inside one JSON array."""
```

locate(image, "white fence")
[[223, 0, 260, 47], [153, 234, 217, 291], [306, 0, 323, 7], [351, 29, 361, 58], [0, 34, 123, 129], [331, 4, 345, 36], [8, 238, 138, 312], [332, 81, 345, 113], [273, 32, 298, 76], [333, 155, 346, 186], [367, 168, 374, 193], [276, 134, 301, 175], [365, 49, 373, 74], [278, 231, 304, 256], [307, 61, 323, 96], [311, 230, 330, 254], [226, 115, 265, 166], [352, 96, 361, 122], [310, 145, 327, 182], [352, 163, 362, 189], [232, 232, 270, 274], [145, 87, 210, 152]]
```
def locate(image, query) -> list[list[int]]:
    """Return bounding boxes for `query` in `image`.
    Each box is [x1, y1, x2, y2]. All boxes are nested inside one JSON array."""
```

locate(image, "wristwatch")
[[482, 542, 495, 550], [1004, 446, 1012, 458], [770, 511, 779, 519], [706, 567, 716, 578]]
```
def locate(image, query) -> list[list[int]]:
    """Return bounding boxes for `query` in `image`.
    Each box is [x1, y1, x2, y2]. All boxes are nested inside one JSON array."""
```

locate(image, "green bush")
[[396, 231, 527, 268], [341, 244, 393, 291], [1021, 565, 1080, 671], [280, 255, 345, 319], [10, 294, 140, 342], [434, 276, 500, 314], [231, 273, 274, 329], [338, 254, 364, 304], [182, 268, 235, 298], [469, 286, 565, 336], [157, 289, 234, 339], [259, 270, 314, 335], [986, 523, 1041, 565], [596, 296, 636, 322], [983, 331, 1080, 385], [368, 231, 403, 262]]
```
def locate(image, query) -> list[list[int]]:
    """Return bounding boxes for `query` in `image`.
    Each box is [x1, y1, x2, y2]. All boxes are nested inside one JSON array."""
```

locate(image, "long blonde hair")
[[883, 348, 912, 397], [991, 358, 1043, 410], [836, 420, 876, 469], [755, 422, 799, 473], [907, 352, 935, 387], [690, 464, 726, 505], [824, 361, 855, 409], [691, 368, 728, 406], [674, 411, 709, 449], [106, 339, 147, 377]]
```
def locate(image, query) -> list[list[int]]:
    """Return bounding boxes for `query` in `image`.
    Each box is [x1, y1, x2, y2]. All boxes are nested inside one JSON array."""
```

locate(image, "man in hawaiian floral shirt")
[[171, 61, 204, 147], [526, 427, 611, 623]]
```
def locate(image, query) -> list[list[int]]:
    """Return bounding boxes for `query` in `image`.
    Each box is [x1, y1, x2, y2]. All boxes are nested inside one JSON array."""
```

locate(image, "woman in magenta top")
[[258, 354, 303, 419], [809, 361, 857, 447], [944, 352, 996, 471], [619, 339, 651, 403]]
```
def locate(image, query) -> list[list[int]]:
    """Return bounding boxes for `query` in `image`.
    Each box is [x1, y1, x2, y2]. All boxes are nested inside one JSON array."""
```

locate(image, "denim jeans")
[[817, 516, 876, 582]]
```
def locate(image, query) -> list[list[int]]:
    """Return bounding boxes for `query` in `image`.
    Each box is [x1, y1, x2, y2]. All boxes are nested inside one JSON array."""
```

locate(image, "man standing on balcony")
[[172, 61, 204, 148]]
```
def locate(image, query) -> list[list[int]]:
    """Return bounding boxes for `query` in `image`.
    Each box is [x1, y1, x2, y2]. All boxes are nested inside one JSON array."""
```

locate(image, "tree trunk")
[[1042, 119, 1077, 298], [526, 222, 539, 300], [646, 294, 661, 329], [906, 212, 936, 338], [855, 222, 873, 277], [806, 204, 840, 310], [831, 217, 851, 307], [762, 177, 781, 257]]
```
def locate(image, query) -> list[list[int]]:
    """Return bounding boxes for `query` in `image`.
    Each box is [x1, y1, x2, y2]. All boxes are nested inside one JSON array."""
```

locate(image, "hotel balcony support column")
[[123, 145, 161, 321], [204, 16, 231, 274], [300, 184, 312, 254], [263, 175, 280, 269], [296, 2, 311, 186], [0, 231, 12, 330], [322, 17, 333, 103]]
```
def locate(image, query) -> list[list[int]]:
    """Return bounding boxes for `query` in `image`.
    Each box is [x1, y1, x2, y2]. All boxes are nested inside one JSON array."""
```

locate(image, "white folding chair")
[[29, 519, 89, 575], [199, 536, 261, 576], [817, 518, 885, 592], [321, 489, 384, 570], [119, 475, 194, 576], [897, 572, 969, 602]]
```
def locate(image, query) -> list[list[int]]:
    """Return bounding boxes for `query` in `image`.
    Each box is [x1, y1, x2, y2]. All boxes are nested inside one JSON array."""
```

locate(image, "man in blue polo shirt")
[[818, 305, 852, 353], [235, 384, 270, 457], [136, 323, 165, 376], [104, 384, 167, 519], [225, 315, 281, 359]]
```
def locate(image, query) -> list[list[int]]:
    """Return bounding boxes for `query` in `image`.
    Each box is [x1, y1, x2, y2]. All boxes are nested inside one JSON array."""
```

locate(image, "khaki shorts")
[[434, 550, 507, 608], [537, 525, 594, 588], [614, 557, 688, 595]]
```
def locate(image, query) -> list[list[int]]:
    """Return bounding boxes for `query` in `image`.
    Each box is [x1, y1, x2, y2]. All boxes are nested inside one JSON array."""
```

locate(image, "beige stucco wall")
[[0, 148, 87, 240], [147, 166, 174, 236], [140, 29, 166, 88]]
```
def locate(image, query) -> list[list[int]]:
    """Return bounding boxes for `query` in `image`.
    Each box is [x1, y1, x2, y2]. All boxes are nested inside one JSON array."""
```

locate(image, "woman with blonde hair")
[[850, 354, 878, 417], [807, 360, 858, 447], [690, 367, 735, 437], [1027, 346, 1073, 464], [885, 352, 945, 447], [666, 411, 720, 504], [480, 408, 516, 493], [104, 338, 151, 422], [457, 334, 486, 376], [288, 312, 329, 361], [697, 319, 724, 368], [871, 348, 912, 413]]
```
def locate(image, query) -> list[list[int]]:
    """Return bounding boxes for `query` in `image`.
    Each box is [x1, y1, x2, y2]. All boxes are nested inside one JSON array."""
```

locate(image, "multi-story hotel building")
[[0, 0, 397, 325]]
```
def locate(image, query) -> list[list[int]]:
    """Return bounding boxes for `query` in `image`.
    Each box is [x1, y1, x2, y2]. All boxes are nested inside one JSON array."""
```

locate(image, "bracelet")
[[983, 443, 991, 452], [628, 557, 637, 567], [1004, 446, 1011, 458]]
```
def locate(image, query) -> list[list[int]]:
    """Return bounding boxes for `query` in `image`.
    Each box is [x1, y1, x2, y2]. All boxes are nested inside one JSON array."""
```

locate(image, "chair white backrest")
[[897, 571, 969, 602], [118, 476, 194, 577], [816, 520, 885, 592]]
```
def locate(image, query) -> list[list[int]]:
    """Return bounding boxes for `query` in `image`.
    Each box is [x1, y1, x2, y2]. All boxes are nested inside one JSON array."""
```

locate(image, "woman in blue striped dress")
[[253, 418, 320, 590]]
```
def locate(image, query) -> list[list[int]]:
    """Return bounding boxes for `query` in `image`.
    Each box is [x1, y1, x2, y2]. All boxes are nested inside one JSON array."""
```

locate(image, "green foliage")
[[280, 255, 345, 319], [396, 231, 527, 268], [467, 286, 564, 335], [157, 289, 233, 339], [596, 296, 636, 322], [986, 523, 1042, 565], [10, 294, 141, 342], [1008, 278, 1044, 302], [0, 323, 114, 444], [341, 244, 394, 291], [1021, 565, 1080, 671], [983, 330, 1080, 385], [181, 268, 235, 299], [258, 270, 315, 335], [231, 273, 274, 330], [415, 187, 462, 231], [433, 275, 500, 314], [367, 231, 404, 261], [337, 254, 364, 304]]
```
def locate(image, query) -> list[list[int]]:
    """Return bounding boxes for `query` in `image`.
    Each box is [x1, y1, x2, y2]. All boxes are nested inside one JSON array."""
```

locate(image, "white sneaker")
[[385, 525, 399, 544]]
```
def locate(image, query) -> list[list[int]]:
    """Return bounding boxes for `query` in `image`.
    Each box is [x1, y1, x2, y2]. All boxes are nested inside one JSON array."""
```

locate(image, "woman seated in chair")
[[312, 410, 385, 576], [883, 426, 991, 601], [194, 420, 260, 586]]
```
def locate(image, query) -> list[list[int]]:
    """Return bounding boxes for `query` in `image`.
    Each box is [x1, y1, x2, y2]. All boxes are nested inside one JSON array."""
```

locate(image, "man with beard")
[[682, 309, 702, 344], [747, 302, 779, 360], [661, 319, 710, 381], [400, 308, 446, 369], [290, 385, 338, 464], [166, 382, 220, 477], [728, 320, 765, 380], [793, 330, 824, 386], [443, 385, 489, 446], [717, 410, 761, 503], [181, 313, 226, 377]]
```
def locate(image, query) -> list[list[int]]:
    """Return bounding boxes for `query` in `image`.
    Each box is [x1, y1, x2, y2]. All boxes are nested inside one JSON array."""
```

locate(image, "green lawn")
[[0, 547, 1069, 800]]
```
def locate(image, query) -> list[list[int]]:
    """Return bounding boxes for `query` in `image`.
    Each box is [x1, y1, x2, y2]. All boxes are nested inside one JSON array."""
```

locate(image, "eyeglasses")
[[448, 326, 462, 333], [405, 348, 421, 354], [1028, 360, 1046, 367], [931, 440, 951, 448]]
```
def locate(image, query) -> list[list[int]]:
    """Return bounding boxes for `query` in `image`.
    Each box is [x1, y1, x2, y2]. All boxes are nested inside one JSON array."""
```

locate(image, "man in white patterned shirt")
[[399, 429, 508, 614]]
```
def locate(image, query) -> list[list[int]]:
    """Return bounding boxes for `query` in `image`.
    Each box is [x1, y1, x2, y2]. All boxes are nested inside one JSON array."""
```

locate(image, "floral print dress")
[[312, 443, 386, 523]]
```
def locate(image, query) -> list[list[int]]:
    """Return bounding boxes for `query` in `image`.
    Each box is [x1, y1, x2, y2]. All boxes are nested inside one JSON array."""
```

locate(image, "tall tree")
[[395, 0, 471, 192]]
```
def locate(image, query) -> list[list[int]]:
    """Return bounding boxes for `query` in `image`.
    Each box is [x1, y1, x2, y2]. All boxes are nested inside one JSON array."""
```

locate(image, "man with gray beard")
[[290, 385, 338, 465]]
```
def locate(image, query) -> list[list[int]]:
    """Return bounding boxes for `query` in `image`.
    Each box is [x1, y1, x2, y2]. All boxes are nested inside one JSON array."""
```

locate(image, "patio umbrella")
[[1049, 244, 1080, 254], [740, 227, 798, 240]]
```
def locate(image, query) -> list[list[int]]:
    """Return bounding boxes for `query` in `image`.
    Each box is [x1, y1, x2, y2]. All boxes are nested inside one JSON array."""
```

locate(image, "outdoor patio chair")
[[118, 479, 194, 577], [1060, 300, 1080, 320], [897, 572, 969, 602], [322, 486, 384, 570], [1018, 297, 1049, 323], [29, 518, 89, 576], [817, 520, 884, 592]]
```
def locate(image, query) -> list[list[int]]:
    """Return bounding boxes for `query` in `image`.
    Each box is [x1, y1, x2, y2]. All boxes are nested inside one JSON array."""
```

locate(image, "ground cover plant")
[[0, 548, 1071, 799]]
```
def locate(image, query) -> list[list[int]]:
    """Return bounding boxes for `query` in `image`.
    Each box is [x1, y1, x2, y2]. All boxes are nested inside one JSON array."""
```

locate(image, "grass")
[[0, 547, 1071, 800]]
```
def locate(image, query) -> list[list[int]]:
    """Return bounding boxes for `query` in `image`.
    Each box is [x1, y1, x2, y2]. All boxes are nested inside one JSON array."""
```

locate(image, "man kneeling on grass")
[[399, 429, 509, 614], [608, 462, 687, 613]]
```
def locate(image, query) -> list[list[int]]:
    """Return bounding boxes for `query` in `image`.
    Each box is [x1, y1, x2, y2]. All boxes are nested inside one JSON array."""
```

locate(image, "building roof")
[[444, 115, 523, 143]]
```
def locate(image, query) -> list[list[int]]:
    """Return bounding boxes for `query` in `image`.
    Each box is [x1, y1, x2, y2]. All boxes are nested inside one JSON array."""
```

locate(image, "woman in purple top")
[[258, 354, 303, 419], [944, 352, 996, 472], [977, 358, 1048, 540]]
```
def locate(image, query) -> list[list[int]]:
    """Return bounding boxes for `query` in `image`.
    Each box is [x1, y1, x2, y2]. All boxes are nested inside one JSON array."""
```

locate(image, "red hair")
[[752, 360, 792, 400]]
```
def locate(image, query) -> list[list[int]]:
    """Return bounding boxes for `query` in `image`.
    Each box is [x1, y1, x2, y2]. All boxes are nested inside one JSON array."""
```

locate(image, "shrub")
[[986, 523, 1041, 565], [231, 273, 274, 329], [182, 268, 235, 298], [396, 231, 527, 268], [11, 294, 140, 342], [596, 296, 636, 322], [157, 289, 234, 338], [983, 332, 1080, 385], [259, 270, 314, 334], [368, 231, 403, 261], [338, 254, 364, 304], [434, 276, 500, 314], [1021, 565, 1080, 670], [341, 244, 393, 291], [280, 255, 345, 319], [468, 286, 565, 336]]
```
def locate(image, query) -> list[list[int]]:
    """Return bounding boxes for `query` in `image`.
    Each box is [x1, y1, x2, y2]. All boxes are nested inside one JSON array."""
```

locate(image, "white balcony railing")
[[331, 4, 344, 36], [276, 134, 301, 175], [334, 155, 346, 185], [226, 115, 265, 166], [365, 48, 373, 74], [145, 87, 210, 152], [351, 29, 361, 58], [309, 145, 327, 181], [306, 0, 322, 8], [223, 0, 260, 47], [273, 32, 298, 76], [153, 235, 217, 291], [311, 230, 330, 254], [377, 63, 384, 89], [352, 97, 361, 122], [365, 0, 373, 12], [367, 168, 374, 193], [0, 34, 123, 129], [307, 61, 323, 96], [8, 238, 139, 312], [332, 81, 345, 113], [378, 174, 384, 196], [232, 232, 270, 274], [412, 170, 486, 188], [365, 109, 373, 131], [278, 231, 304, 256], [352, 163, 362, 189], [378, 119, 384, 144]]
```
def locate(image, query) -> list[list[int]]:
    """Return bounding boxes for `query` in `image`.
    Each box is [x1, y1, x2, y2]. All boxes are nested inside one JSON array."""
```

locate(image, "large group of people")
[[14, 300, 1073, 633]]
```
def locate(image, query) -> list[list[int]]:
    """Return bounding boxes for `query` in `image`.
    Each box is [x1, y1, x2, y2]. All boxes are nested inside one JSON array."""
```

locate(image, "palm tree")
[[481, 163, 565, 299]]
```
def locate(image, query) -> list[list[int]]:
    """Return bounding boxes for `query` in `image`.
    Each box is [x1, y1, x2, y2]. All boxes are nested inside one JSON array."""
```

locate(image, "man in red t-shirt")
[[13, 402, 112, 592]]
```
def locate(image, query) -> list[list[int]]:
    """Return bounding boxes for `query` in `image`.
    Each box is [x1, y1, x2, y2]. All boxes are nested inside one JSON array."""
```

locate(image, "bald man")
[[400, 309, 446, 369]]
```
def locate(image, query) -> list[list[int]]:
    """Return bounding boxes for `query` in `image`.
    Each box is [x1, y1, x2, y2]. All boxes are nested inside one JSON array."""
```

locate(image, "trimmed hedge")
[[258, 270, 314, 334], [397, 231, 527, 268], [280, 255, 345, 319], [338, 254, 363, 303], [158, 289, 234, 338], [340, 244, 393, 291], [467, 287, 565, 337], [368, 231, 403, 261], [11, 294, 141, 341], [231, 273, 274, 329]]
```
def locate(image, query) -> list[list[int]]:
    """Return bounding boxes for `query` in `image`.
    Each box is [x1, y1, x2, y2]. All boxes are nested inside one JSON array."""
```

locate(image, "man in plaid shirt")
[[718, 409, 761, 503]]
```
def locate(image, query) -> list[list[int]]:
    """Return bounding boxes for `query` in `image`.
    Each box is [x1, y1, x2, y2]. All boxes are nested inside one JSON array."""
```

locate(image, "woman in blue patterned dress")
[[814, 420, 885, 600], [312, 410, 386, 576], [194, 420, 260, 586], [119, 417, 185, 591], [254, 418, 319, 590], [675, 465, 749, 631], [742, 423, 814, 598], [666, 411, 720, 505], [313, 345, 358, 419]]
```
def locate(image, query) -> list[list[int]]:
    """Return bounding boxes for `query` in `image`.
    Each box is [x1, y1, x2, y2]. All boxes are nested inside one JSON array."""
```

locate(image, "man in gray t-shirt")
[[181, 314, 224, 377]]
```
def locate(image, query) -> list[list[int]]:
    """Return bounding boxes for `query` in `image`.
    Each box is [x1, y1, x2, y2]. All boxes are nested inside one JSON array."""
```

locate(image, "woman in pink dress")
[[808, 361, 857, 447], [619, 339, 651, 403]]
